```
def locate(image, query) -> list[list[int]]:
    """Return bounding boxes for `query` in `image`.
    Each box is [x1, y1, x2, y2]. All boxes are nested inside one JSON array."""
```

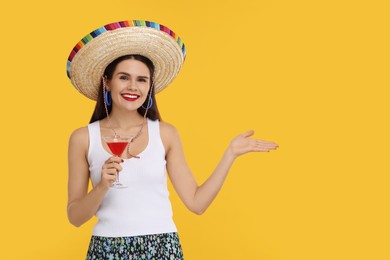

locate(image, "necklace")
[[126, 118, 146, 158], [104, 113, 146, 159], [102, 78, 152, 159]]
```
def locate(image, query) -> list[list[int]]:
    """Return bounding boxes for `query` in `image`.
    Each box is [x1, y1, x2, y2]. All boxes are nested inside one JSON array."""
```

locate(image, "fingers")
[[104, 156, 123, 164], [255, 140, 279, 152], [256, 140, 278, 147], [103, 158, 123, 173], [241, 130, 255, 138], [100, 157, 124, 188], [101, 169, 117, 185]]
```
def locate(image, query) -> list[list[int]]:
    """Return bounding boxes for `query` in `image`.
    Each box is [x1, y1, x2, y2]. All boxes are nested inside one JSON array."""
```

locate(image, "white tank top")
[[87, 119, 177, 237]]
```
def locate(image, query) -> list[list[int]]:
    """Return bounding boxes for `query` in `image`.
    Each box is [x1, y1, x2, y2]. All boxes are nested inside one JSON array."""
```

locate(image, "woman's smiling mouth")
[[121, 93, 140, 101]]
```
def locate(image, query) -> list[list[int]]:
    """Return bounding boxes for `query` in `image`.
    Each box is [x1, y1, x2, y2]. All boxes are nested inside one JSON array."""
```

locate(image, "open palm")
[[229, 130, 278, 157]]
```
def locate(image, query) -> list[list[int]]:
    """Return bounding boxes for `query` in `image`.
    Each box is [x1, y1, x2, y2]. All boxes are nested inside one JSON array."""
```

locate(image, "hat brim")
[[67, 21, 186, 100]]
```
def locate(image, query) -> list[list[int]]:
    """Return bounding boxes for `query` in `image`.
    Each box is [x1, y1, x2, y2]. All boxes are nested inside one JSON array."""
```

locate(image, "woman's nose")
[[126, 79, 138, 90]]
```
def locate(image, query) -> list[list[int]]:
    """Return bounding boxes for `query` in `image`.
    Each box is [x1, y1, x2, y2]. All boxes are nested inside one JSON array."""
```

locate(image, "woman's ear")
[[102, 76, 110, 91]]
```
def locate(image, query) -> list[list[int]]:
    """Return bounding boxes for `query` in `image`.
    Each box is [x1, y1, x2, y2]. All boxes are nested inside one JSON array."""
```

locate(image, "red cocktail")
[[104, 135, 131, 189], [107, 142, 128, 156]]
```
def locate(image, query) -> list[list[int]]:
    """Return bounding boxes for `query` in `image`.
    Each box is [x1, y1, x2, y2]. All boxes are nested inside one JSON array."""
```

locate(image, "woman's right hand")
[[98, 156, 123, 189]]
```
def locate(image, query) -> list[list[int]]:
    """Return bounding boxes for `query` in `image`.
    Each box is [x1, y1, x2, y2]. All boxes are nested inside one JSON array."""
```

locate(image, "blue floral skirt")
[[86, 232, 184, 260]]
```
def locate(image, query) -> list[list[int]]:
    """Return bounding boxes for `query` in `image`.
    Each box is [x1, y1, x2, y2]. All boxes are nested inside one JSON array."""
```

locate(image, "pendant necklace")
[[102, 78, 152, 159]]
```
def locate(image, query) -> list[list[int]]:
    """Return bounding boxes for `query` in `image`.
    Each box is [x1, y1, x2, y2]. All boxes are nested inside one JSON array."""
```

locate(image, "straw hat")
[[66, 20, 186, 100]]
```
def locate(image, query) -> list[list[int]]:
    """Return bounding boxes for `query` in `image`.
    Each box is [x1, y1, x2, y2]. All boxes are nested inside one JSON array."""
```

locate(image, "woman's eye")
[[139, 79, 146, 82], [120, 76, 128, 80]]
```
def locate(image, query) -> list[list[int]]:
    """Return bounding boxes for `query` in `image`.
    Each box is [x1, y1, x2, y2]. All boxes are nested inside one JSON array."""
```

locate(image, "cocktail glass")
[[103, 135, 131, 189]]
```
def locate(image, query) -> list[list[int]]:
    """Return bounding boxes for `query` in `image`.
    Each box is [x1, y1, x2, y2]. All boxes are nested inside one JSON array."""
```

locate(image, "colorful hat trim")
[[66, 20, 186, 79]]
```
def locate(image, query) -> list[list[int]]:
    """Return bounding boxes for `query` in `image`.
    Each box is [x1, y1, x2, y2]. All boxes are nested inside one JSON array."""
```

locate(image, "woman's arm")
[[67, 127, 120, 227], [161, 123, 278, 215]]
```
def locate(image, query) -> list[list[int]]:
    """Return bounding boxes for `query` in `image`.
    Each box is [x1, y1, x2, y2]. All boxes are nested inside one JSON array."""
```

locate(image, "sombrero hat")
[[66, 20, 186, 100]]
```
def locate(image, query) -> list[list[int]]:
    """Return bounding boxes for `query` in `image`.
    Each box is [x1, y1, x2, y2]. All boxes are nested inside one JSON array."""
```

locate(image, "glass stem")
[[115, 155, 120, 184], [116, 171, 120, 183]]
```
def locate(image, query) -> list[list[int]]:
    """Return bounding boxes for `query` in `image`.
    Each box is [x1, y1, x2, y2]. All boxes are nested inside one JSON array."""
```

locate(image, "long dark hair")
[[89, 55, 161, 123]]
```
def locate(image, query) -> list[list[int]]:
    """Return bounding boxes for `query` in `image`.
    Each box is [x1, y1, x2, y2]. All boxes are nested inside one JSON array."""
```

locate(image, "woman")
[[67, 20, 278, 259]]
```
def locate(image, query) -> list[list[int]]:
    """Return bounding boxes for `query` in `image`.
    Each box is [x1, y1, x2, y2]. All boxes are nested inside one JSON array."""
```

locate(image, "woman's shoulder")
[[68, 126, 89, 160], [69, 126, 89, 146], [159, 121, 179, 136], [159, 121, 181, 151]]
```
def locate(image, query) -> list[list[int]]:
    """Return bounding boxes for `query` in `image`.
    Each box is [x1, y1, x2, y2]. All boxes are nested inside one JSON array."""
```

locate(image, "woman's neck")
[[105, 107, 145, 131]]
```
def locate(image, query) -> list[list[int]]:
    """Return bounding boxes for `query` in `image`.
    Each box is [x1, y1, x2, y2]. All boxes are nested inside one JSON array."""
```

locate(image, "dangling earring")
[[142, 78, 154, 110], [142, 97, 153, 109], [104, 90, 112, 106], [102, 76, 112, 106]]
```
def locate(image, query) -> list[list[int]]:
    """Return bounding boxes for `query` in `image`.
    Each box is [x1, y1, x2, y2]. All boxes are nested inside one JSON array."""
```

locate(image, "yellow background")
[[1, 0, 389, 259]]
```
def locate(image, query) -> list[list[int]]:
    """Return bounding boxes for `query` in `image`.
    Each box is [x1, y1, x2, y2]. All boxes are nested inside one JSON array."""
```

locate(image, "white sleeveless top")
[[87, 119, 177, 237]]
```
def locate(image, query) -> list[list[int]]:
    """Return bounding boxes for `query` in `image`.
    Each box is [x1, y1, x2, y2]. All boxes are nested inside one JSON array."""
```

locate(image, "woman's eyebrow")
[[116, 72, 130, 76], [116, 72, 149, 79]]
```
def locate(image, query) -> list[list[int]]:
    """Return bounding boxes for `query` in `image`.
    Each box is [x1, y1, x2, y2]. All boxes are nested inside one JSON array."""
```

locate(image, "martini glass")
[[104, 135, 131, 189]]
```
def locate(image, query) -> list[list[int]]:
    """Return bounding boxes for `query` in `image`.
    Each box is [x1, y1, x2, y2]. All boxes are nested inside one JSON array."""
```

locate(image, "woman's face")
[[107, 59, 151, 111]]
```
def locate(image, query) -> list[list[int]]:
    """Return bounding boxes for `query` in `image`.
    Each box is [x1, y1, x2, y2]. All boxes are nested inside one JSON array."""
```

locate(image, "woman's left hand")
[[228, 130, 278, 157]]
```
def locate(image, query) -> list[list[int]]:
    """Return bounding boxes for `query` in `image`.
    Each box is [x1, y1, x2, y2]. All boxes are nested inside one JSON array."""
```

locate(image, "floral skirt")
[[86, 232, 184, 260]]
